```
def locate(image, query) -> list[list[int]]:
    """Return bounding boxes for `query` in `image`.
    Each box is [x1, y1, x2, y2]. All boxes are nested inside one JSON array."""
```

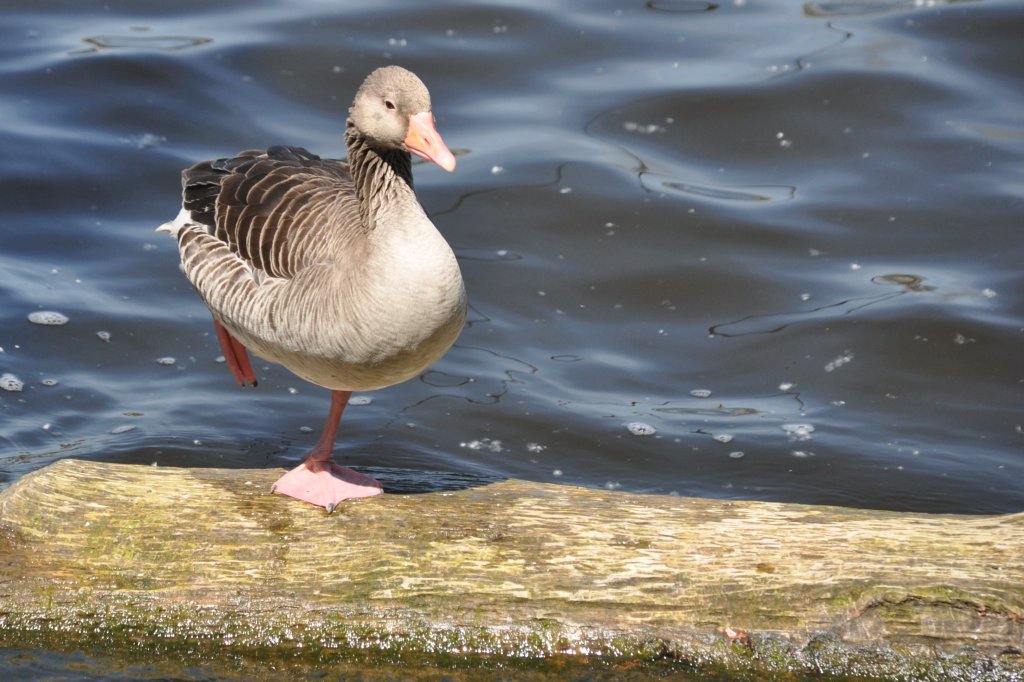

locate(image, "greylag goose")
[[157, 65, 466, 511]]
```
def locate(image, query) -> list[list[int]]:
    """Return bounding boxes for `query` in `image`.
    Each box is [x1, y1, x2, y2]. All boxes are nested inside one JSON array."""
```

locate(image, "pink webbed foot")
[[269, 389, 378, 512], [271, 460, 382, 512]]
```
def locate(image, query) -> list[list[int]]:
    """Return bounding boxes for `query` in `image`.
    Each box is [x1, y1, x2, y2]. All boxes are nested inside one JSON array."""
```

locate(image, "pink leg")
[[213, 317, 257, 387], [271, 389, 382, 512]]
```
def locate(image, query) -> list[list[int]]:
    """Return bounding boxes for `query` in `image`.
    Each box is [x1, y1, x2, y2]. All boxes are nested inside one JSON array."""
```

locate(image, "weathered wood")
[[0, 458, 1021, 679]]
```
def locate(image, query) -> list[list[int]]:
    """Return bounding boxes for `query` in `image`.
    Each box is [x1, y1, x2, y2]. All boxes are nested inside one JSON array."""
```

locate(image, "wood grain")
[[0, 458, 1021, 678]]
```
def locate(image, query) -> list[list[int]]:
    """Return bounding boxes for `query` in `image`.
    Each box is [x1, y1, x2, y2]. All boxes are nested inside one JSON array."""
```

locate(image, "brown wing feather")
[[181, 146, 360, 279]]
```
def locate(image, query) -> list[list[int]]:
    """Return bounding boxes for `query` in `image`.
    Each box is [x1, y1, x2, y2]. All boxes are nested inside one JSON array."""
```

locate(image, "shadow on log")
[[0, 458, 1021, 680]]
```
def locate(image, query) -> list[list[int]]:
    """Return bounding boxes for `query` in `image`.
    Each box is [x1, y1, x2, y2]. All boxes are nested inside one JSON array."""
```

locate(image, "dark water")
[[3, 0, 1024, 510], [1, 0, 1023, 674]]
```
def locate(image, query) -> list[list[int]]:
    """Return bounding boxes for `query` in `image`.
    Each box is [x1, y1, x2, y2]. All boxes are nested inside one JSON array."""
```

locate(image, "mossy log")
[[0, 458, 1021, 680]]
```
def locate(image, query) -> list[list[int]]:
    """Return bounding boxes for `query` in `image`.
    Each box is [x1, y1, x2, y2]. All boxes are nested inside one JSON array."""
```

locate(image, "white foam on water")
[[627, 422, 656, 436], [824, 351, 854, 372], [782, 423, 815, 441], [460, 438, 504, 453], [1, 373, 24, 392], [28, 311, 69, 326]]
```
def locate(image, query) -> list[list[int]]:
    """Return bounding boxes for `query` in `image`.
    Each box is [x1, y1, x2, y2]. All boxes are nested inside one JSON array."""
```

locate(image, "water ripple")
[[641, 174, 796, 203], [804, 0, 978, 18], [645, 0, 719, 12], [76, 34, 212, 54]]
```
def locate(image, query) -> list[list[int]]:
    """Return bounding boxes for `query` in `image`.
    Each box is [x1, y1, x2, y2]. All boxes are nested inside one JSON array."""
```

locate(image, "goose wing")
[[180, 145, 361, 279]]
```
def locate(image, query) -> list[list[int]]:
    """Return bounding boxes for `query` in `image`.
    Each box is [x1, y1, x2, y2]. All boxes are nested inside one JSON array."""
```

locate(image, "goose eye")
[[384, 99, 396, 111]]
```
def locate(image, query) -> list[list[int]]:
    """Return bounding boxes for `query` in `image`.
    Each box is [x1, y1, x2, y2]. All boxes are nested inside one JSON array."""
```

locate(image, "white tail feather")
[[156, 207, 194, 237]]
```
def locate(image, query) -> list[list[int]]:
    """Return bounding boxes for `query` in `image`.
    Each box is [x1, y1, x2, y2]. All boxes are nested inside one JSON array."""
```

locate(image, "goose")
[[157, 66, 466, 512]]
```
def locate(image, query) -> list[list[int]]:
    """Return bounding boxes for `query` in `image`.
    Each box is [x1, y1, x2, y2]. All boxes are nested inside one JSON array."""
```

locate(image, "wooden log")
[[0, 458, 1021, 680]]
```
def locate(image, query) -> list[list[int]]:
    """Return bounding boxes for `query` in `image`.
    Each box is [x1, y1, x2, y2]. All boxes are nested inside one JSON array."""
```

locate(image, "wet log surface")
[[0, 458, 1021, 680]]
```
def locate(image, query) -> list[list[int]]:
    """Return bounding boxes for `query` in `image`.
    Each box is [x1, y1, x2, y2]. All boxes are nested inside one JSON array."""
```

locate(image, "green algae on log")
[[0, 458, 1021, 680]]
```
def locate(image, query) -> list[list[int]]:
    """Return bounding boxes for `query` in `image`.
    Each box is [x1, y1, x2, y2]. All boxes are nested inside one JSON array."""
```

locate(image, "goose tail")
[[156, 207, 194, 237]]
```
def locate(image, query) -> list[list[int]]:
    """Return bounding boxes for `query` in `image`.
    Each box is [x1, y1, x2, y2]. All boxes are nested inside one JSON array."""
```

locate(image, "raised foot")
[[271, 461, 382, 512]]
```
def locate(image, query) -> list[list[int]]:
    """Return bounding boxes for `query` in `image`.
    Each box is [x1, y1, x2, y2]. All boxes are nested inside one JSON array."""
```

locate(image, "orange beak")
[[404, 111, 456, 172]]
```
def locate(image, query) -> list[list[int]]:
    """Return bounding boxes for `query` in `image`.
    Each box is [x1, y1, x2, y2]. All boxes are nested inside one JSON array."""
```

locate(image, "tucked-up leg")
[[212, 317, 257, 387]]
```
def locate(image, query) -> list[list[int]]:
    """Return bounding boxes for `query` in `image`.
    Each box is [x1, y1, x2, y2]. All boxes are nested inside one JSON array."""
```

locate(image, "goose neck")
[[345, 123, 413, 229]]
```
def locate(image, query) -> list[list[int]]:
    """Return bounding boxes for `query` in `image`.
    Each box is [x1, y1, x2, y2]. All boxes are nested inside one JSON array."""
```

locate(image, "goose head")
[[349, 65, 456, 172]]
